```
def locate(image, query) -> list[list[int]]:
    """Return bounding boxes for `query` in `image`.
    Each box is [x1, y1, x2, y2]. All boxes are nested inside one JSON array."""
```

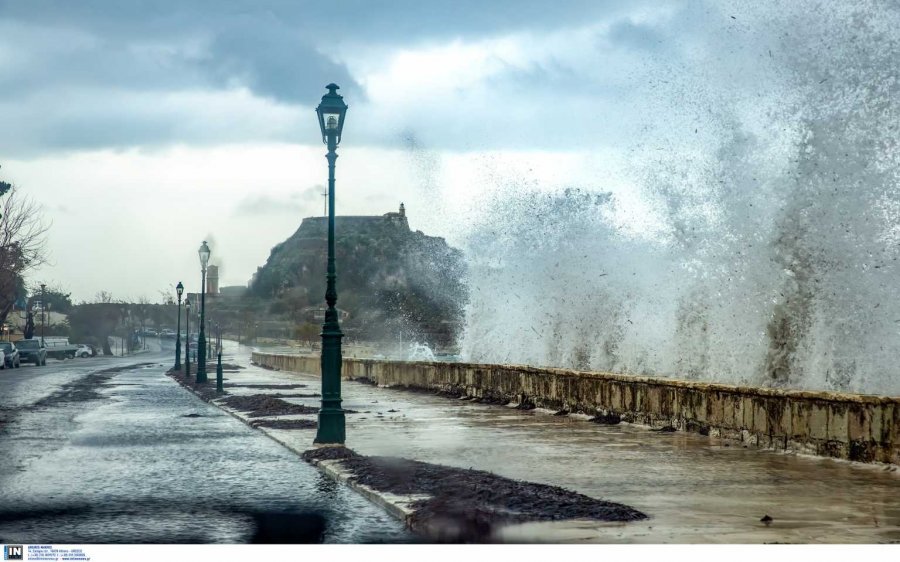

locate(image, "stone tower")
[[207, 264, 219, 294], [383, 203, 409, 227]]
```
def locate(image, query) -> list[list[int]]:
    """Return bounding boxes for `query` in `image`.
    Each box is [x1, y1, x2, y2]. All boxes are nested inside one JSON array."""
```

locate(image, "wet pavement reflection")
[[241, 344, 900, 543], [0, 349, 410, 543]]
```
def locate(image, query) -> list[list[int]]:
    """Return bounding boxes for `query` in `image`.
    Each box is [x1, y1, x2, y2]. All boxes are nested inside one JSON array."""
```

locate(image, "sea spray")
[[457, 1, 900, 395]]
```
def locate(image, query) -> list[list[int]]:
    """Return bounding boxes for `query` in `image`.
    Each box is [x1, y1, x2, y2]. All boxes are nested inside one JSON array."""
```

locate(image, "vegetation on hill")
[[250, 213, 466, 346]]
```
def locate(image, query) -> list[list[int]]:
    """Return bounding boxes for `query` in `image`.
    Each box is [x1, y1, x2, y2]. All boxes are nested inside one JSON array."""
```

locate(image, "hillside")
[[249, 205, 466, 346]]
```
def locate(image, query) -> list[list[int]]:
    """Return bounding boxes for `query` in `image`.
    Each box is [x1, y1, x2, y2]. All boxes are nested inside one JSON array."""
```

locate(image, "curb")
[[308, 459, 428, 525], [165, 369, 426, 533]]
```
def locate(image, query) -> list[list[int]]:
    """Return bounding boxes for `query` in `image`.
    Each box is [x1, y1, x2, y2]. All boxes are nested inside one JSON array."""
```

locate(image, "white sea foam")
[[453, 1, 900, 395]]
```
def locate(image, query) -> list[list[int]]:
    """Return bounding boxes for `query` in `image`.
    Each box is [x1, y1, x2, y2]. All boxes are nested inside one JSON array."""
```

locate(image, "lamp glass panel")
[[198, 242, 211, 267]]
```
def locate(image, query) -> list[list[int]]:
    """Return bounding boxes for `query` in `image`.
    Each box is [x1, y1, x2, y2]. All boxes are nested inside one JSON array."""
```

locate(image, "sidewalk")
[[203, 343, 900, 543]]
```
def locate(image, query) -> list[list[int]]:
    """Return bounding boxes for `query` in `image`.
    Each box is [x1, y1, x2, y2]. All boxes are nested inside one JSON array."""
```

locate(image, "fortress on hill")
[[283, 203, 410, 255], [298, 203, 408, 234], [248, 202, 466, 345]]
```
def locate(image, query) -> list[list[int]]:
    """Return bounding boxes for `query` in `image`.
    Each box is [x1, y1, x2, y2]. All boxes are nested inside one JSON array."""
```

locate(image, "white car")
[[74, 344, 92, 358], [0, 349, 5, 369]]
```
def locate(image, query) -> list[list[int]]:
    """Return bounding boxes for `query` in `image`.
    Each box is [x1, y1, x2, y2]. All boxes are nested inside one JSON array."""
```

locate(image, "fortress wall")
[[251, 352, 900, 465]]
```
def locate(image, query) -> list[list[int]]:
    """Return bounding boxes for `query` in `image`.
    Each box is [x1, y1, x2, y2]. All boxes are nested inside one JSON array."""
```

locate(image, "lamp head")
[[316, 83, 348, 145], [198, 241, 211, 269]]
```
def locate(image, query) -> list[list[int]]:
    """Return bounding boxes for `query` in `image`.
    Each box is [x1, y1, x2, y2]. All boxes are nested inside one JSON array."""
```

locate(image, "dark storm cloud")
[[1, 0, 642, 46], [204, 20, 356, 103], [0, 1, 360, 102], [0, 0, 670, 155]]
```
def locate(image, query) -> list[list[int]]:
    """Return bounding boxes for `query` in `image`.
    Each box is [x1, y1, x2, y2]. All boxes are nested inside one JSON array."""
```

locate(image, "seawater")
[[452, 1, 900, 395]]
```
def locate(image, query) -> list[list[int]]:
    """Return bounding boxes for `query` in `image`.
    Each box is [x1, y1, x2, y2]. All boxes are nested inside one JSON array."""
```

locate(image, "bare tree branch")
[[0, 187, 51, 270], [0, 185, 51, 326]]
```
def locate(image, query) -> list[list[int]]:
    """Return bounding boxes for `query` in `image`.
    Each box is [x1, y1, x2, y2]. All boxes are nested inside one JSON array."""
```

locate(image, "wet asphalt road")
[[0, 349, 410, 543]]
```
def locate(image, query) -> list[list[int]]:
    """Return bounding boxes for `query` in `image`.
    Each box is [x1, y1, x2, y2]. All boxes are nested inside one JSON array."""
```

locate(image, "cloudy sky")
[[0, 0, 865, 301]]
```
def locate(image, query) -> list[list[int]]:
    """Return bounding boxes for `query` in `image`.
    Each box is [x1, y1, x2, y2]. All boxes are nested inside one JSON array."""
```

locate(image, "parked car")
[[0, 348, 5, 369], [73, 344, 93, 358], [1, 342, 21, 368], [17, 338, 47, 366], [44, 337, 79, 359]]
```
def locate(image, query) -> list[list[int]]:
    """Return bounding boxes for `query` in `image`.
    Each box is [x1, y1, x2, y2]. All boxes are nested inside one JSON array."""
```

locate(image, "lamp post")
[[119, 306, 125, 356], [175, 282, 184, 370], [185, 298, 191, 380], [40, 283, 46, 345], [197, 241, 211, 383], [215, 322, 223, 393], [314, 83, 348, 445]]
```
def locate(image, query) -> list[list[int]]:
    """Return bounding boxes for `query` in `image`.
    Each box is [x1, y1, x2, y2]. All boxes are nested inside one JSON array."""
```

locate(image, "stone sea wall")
[[251, 352, 900, 465]]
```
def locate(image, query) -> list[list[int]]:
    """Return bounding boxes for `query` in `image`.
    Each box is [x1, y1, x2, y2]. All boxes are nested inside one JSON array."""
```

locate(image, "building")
[[294, 203, 410, 238], [219, 285, 248, 298], [206, 265, 219, 294], [301, 306, 350, 322], [383, 202, 407, 225], [184, 263, 221, 306]]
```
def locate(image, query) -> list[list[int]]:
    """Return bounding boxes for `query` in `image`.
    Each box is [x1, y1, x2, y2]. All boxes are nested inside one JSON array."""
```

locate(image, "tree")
[[23, 310, 34, 339], [158, 288, 175, 305], [67, 302, 124, 355], [28, 283, 73, 314], [147, 302, 175, 331], [294, 321, 319, 344], [93, 291, 115, 303], [0, 167, 50, 328], [0, 165, 11, 208]]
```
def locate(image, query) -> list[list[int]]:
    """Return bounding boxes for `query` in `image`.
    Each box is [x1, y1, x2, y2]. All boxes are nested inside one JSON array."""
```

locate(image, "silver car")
[[0, 342, 19, 368]]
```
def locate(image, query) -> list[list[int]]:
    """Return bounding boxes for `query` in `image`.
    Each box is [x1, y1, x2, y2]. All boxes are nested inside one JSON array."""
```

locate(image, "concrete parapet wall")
[[251, 352, 900, 465]]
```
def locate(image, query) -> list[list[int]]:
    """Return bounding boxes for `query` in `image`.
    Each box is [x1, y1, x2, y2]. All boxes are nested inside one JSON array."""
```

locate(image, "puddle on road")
[[225, 356, 900, 544], [0, 359, 411, 544]]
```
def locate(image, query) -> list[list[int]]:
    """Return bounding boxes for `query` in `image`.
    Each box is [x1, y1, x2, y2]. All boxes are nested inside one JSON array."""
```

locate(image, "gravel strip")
[[223, 383, 309, 390], [302, 447, 646, 542], [167, 368, 224, 402], [250, 419, 318, 430], [218, 394, 319, 417]]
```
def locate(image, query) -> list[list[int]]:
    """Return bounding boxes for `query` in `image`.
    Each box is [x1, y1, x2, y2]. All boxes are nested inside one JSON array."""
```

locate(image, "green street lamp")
[[120, 305, 128, 356], [215, 322, 223, 393], [314, 83, 348, 445], [185, 298, 192, 380], [175, 281, 184, 370], [40, 283, 46, 345], [197, 241, 211, 383]]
